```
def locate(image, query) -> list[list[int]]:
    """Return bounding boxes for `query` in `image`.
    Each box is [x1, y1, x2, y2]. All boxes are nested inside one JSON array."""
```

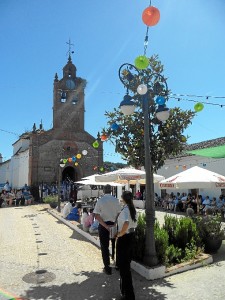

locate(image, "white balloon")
[[137, 84, 147, 95], [82, 150, 88, 155]]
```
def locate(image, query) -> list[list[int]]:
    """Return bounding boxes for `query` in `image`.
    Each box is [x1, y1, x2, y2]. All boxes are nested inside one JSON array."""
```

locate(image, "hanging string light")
[[169, 95, 225, 108]]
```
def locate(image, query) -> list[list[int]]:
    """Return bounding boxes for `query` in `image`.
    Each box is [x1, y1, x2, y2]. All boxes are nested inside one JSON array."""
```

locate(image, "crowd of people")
[[0, 182, 34, 208], [158, 192, 225, 217], [40, 179, 78, 202]]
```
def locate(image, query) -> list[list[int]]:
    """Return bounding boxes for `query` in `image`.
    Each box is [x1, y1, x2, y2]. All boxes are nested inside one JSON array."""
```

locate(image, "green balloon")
[[93, 140, 99, 148], [134, 55, 149, 70], [194, 102, 204, 112]]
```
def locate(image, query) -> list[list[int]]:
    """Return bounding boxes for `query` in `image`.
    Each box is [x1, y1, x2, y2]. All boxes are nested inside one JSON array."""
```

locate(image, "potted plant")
[[196, 215, 225, 253], [43, 195, 58, 209]]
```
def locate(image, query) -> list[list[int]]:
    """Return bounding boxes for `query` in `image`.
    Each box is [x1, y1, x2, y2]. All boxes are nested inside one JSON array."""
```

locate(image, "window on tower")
[[60, 91, 67, 103]]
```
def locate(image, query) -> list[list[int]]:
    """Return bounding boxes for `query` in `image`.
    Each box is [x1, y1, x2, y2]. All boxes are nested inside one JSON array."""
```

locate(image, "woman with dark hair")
[[116, 191, 137, 300]]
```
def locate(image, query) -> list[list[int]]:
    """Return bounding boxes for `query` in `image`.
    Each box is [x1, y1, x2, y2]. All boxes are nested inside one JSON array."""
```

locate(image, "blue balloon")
[[156, 96, 166, 105], [111, 123, 119, 130]]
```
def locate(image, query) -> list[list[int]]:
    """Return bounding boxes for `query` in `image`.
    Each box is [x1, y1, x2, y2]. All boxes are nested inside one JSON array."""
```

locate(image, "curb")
[[48, 208, 213, 280], [48, 209, 101, 248]]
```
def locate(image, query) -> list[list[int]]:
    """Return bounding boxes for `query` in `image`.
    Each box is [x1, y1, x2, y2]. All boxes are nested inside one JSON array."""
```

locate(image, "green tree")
[[103, 161, 127, 171], [102, 55, 195, 267], [103, 55, 195, 171]]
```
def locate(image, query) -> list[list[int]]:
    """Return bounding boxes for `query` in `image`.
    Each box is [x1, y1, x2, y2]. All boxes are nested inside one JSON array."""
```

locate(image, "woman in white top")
[[116, 191, 137, 300]]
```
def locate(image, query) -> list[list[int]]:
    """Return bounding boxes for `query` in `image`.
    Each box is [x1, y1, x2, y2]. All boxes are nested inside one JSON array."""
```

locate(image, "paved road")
[[0, 205, 225, 300]]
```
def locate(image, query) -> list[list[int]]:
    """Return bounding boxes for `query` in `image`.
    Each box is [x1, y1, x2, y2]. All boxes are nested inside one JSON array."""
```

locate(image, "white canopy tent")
[[75, 175, 124, 200], [159, 166, 225, 190], [75, 179, 124, 187], [95, 168, 164, 185]]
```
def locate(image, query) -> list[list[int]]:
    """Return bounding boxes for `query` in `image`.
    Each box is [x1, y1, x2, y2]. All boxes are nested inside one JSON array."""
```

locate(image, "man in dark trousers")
[[94, 184, 121, 275]]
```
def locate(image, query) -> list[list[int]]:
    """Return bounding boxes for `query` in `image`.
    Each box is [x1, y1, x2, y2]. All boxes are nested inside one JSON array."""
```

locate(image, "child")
[[89, 219, 99, 234], [81, 208, 89, 231]]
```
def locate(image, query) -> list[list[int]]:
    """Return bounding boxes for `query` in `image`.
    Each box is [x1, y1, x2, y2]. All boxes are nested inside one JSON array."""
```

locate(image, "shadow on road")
[[212, 241, 225, 264], [21, 270, 172, 300]]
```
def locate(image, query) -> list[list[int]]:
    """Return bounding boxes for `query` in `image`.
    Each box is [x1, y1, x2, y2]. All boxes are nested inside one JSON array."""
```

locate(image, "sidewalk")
[[48, 206, 220, 280]]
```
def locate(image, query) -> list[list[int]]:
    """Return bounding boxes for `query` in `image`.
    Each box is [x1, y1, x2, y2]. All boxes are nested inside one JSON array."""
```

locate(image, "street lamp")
[[57, 159, 65, 212], [92, 132, 104, 174], [118, 63, 169, 267]]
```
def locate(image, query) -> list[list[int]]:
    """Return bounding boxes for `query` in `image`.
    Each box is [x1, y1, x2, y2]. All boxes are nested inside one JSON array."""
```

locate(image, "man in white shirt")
[[94, 184, 121, 275]]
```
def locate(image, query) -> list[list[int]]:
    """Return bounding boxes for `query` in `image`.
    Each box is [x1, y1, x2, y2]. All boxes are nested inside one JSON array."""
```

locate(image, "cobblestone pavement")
[[0, 205, 225, 300]]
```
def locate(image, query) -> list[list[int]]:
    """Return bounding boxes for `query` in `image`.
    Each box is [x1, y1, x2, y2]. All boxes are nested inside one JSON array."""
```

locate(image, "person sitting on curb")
[[81, 207, 89, 231], [83, 208, 95, 232], [66, 203, 82, 222], [89, 219, 99, 234], [62, 200, 73, 218]]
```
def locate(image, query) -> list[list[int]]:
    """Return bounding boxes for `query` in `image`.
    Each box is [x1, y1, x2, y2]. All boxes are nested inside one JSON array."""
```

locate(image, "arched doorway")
[[62, 166, 77, 182]]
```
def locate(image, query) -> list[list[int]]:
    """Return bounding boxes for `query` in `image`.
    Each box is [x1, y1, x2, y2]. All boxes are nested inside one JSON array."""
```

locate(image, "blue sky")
[[1, 0, 225, 163]]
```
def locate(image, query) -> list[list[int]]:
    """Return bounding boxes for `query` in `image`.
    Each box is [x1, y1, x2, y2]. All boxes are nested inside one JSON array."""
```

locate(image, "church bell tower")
[[53, 53, 86, 132]]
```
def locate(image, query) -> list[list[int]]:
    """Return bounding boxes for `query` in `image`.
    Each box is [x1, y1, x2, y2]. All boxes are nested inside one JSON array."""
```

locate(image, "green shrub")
[[154, 221, 169, 264], [133, 212, 201, 267], [174, 217, 200, 250], [163, 214, 178, 245], [132, 213, 146, 262], [165, 244, 182, 266], [195, 215, 225, 241], [43, 195, 58, 204], [181, 239, 201, 262], [163, 215, 200, 250]]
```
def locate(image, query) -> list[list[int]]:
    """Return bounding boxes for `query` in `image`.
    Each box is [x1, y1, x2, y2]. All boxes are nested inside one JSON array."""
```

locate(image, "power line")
[[0, 128, 20, 136], [169, 95, 225, 108], [170, 93, 225, 99]]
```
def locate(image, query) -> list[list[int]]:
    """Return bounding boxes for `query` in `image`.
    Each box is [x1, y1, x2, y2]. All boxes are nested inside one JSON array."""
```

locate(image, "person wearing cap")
[[93, 184, 121, 275]]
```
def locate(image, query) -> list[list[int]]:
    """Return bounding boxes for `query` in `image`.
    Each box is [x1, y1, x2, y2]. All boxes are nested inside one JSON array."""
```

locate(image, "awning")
[[186, 144, 225, 158]]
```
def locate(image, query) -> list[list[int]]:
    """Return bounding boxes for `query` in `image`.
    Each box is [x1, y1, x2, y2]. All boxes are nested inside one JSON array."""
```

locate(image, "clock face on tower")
[[66, 79, 76, 90]]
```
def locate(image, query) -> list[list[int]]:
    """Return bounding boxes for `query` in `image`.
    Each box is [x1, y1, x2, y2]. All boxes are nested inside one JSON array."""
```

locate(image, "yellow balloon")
[[76, 153, 82, 159]]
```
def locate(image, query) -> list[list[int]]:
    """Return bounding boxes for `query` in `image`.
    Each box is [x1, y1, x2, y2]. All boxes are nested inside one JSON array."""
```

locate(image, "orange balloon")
[[142, 6, 160, 26], [68, 157, 72, 162], [101, 134, 108, 141]]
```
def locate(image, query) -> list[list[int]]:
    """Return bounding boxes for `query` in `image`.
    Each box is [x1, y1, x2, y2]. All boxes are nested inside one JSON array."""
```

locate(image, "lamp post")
[[93, 132, 103, 174], [118, 63, 169, 267], [57, 159, 65, 212], [97, 132, 101, 174]]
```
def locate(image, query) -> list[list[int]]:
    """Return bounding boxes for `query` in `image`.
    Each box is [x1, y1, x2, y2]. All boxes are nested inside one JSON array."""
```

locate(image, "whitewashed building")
[[155, 137, 225, 199]]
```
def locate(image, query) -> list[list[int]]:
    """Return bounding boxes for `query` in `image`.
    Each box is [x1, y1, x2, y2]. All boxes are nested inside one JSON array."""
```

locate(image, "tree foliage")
[[103, 55, 195, 171]]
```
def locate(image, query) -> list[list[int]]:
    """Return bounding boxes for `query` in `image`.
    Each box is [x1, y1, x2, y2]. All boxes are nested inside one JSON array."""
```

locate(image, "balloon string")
[[149, 0, 152, 6]]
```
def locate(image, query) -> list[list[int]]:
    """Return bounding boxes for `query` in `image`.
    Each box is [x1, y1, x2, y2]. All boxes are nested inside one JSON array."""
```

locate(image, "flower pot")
[[204, 237, 222, 253], [49, 202, 58, 209]]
